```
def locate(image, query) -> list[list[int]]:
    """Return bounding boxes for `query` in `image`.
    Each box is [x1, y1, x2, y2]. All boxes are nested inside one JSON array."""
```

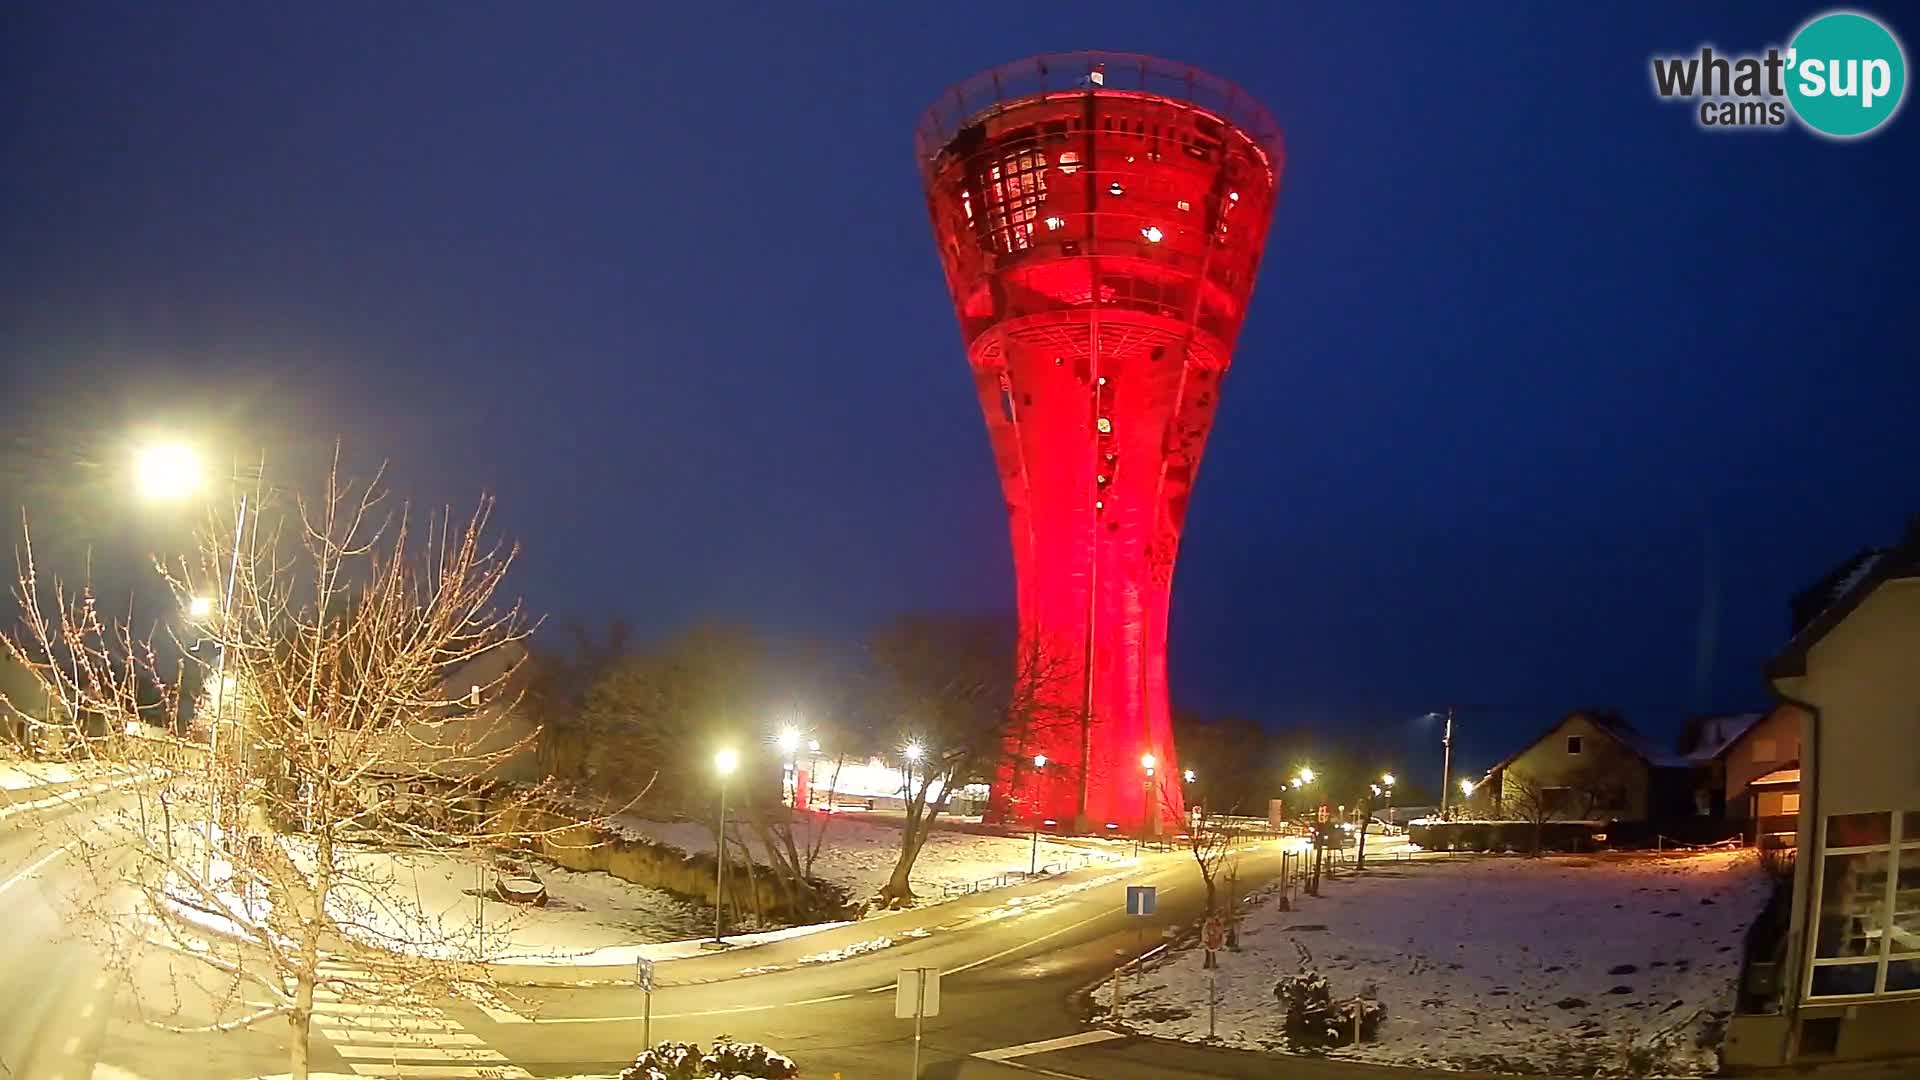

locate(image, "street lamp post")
[[903, 741, 925, 812], [1438, 707, 1456, 819], [1029, 755, 1047, 873], [1381, 773, 1396, 826], [1138, 754, 1157, 857], [710, 748, 739, 947]]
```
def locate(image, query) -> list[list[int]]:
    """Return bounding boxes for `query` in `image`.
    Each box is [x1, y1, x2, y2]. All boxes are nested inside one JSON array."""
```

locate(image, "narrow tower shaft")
[[919, 55, 1282, 831]]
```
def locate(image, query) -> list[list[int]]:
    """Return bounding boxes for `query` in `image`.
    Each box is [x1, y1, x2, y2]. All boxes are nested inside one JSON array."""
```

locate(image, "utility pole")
[[1438, 706, 1455, 819]]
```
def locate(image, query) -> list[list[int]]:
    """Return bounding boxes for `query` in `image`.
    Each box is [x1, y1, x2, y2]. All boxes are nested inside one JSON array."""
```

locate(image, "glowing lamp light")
[[135, 442, 202, 500], [1298, 767, 1316, 784], [1140, 225, 1164, 243], [714, 748, 739, 777], [1044, 215, 1065, 230], [1033, 754, 1048, 769], [1382, 773, 1396, 787], [903, 742, 925, 763], [775, 727, 801, 755], [1459, 778, 1476, 797], [1140, 753, 1156, 772], [1183, 769, 1196, 783], [807, 739, 821, 753], [188, 596, 214, 619]]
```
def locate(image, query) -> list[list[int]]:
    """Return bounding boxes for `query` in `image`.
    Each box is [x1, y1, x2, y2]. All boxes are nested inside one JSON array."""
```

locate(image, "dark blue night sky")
[[2, 4, 1914, 776]]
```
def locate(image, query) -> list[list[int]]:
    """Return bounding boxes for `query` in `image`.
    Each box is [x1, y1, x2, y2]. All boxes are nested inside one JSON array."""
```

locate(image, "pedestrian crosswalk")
[[309, 959, 530, 1079]]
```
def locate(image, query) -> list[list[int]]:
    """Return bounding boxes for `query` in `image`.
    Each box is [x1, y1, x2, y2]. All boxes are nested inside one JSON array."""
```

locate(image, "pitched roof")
[[1482, 710, 1687, 778], [1768, 517, 1920, 681], [1680, 712, 1765, 763]]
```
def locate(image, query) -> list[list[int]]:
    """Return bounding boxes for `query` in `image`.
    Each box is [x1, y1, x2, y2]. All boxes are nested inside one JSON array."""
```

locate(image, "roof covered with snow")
[[1680, 712, 1765, 763], [1771, 517, 1920, 681]]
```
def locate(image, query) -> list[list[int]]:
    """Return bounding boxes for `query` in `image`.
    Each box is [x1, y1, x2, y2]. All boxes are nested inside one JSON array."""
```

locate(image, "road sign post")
[[636, 957, 656, 1050], [895, 967, 940, 1079], [1116, 885, 1158, 1016]]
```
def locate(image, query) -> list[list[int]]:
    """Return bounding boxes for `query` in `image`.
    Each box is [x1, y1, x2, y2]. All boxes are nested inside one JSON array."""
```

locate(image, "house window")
[[1566, 735, 1583, 755], [1751, 738, 1777, 762], [1808, 810, 1920, 998], [1784, 793, 1802, 814]]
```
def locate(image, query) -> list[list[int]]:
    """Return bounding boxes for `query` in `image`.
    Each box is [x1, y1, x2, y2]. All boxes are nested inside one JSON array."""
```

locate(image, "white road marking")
[[332, 1046, 507, 1062], [974, 1029, 1127, 1061], [0, 841, 76, 897], [504, 990, 857, 1025], [346, 1065, 530, 1078]]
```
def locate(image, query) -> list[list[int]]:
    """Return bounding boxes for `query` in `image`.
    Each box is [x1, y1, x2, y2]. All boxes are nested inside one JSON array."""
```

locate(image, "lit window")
[[1096, 376, 1107, 385], [1176, 199, 1191, 212], [1096, 417, 1112, 434], [1141, 226, 1164, 243], [1809, 811, 1920, 998], [1228, 191, 1240, 202], [1045, 216, 1064, 230], [1058, 152, 1081, 175], [1096, 474, 1109, 485], [1108, 181, 1125, 196], [1094, 500, 1104, 509]]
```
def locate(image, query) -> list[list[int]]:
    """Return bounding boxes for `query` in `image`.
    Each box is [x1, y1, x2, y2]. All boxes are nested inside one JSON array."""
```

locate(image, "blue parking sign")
[[1126, 885, 1157, 915]]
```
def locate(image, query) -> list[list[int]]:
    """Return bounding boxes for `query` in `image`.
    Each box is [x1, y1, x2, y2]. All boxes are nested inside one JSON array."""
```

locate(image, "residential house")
[[1678, 710, 1766, 817], [1716, 702, 1806, 847], [1479, 709, 1695, 823], [1722, 519, 1920, 1066]]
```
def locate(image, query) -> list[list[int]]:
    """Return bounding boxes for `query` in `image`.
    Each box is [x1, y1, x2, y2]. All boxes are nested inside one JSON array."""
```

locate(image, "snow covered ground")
[[273, 842, 715, 964], [1112, 850, 1772, 1077], [609, 811, 1125, 905]]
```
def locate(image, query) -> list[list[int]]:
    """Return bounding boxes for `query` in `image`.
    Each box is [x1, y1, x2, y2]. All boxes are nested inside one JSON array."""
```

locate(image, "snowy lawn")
[[609, 812, 1124, 906], [1112, 850, 1773, 1077], [279, 842, 714, 963]]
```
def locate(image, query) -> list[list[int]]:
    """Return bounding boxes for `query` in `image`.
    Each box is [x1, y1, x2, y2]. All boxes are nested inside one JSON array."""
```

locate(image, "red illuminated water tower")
[[917, 54, 1282, 833]]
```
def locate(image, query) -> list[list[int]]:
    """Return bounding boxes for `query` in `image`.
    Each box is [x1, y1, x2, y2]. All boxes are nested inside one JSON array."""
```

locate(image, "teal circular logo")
[[1787, 11, 1907, 138]]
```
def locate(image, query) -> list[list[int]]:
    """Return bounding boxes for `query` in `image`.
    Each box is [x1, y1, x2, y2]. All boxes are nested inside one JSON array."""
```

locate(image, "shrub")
[[618, 1038, 797, 1080], [1272, 942, 1385, 1048]]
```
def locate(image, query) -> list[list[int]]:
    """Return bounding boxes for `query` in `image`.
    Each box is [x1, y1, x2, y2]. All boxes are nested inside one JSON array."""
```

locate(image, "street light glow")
[[1032, 754, 1047, 769], [1298, 767, 1315, 783], [1459, 778, 1475, 797], [1140, 753, 1156, 772], [714, 748, 739, 776], [775, 727, 801, 755], [1183, 769, 1196, 783], [807, 739, 820, 753], [903, 742, 924, 763], [188, 596, 214, 619], [1382, 772, 1396, 787], [135, 442, 202, 500]]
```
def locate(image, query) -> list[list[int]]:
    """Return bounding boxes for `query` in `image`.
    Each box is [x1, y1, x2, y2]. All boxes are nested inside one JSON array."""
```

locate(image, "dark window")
[[1798, 1016, 1842, 1055], [1827, 811, 1891, 848], [1566, 736, 1583, 755]]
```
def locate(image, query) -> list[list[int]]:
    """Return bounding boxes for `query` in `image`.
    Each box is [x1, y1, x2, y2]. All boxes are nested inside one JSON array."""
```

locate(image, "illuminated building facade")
[[917, 55, 1282, 831]]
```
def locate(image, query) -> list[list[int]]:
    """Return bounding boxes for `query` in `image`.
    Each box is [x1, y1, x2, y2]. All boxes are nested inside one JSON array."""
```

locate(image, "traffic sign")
[[895, 967, 941, 1019], [635, 957, 655, 992], [1126, 885, 1157, 916]]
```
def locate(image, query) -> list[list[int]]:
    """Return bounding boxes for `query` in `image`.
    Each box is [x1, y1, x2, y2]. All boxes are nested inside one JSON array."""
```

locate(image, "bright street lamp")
[[1381, 773, 1395, 787], [775, 727, 801, 756], [1183, 769, 1196, 784], [1459, 778, 1475, 797], [1140, 753, 1156, 773], [134, 442, 202, 500], [903, 742, 925, 763], [1298, 766, 1315, 784], [710, 747, 740, 947], [1032, 754, 1047, 769], [188, 596, 214, 620]]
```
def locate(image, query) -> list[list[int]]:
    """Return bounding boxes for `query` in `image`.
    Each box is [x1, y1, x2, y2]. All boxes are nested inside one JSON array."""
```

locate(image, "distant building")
[[1724, 518, 1920, 1066], [1715, 703, 1805, 847], [1478, 709, 1695, 823]]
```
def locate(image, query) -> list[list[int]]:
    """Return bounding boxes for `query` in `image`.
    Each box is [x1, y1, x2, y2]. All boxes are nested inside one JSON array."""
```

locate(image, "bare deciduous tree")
[[867, 616, 1077, 908], [1, 455, 616, 1080], [1498, 771, 1562, 856]]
